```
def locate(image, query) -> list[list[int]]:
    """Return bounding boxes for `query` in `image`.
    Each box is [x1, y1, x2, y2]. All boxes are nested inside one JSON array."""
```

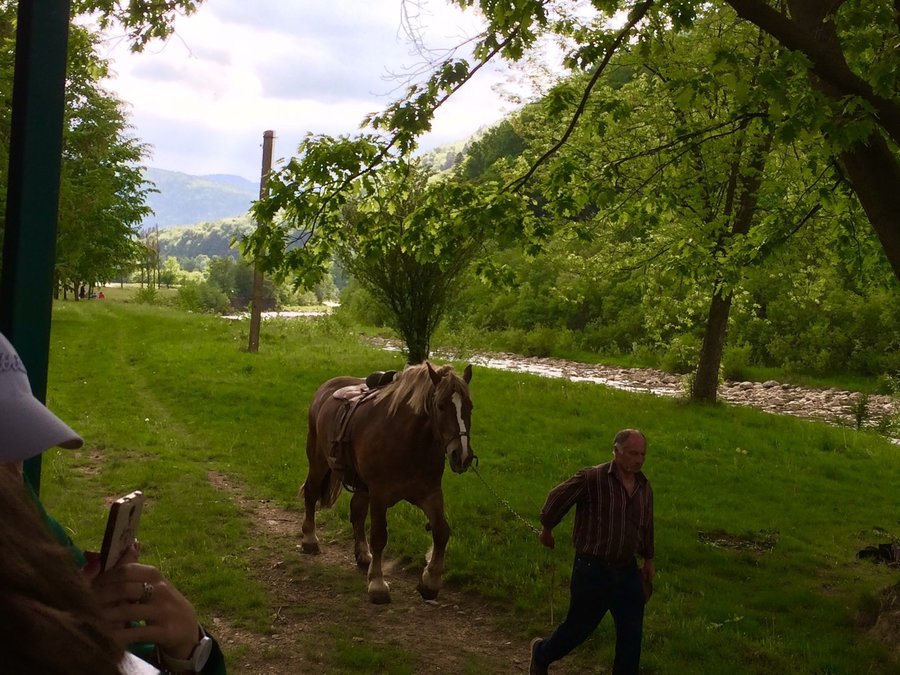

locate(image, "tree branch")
[[506, 0, 656, 192], [727, 0, 900, 147]]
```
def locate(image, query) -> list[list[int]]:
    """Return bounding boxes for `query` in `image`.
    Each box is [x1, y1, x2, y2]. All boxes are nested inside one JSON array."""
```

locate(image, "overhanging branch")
[[506, 0, 656, 192]]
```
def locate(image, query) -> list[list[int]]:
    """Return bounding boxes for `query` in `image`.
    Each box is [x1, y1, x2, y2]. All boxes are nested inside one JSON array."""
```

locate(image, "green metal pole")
[[0, 0, 72, 492]]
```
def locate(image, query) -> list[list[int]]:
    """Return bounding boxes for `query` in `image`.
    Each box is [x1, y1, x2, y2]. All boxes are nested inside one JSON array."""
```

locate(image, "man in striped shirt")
[[529, 428, 654, 675]]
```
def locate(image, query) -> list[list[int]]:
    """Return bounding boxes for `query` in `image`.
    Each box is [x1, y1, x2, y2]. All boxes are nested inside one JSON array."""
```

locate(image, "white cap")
[[0, 332, 83, 462]]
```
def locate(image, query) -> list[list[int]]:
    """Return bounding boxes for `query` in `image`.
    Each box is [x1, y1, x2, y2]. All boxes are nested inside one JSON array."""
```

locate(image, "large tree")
[[1, 0, 204, 282], [55, 24, 153, 296], [456, 6, 855, 400], [362, 0, 900, 279], [249, 138, 534, 362]]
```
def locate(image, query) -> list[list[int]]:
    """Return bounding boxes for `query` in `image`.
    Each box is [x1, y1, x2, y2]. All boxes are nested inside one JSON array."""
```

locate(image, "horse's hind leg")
[[366, 497, 391, 604], [350, 491, 372, 569], [300, 429, 326, 554], [300, 472, 323, 554], [417, 490, 450, 601]]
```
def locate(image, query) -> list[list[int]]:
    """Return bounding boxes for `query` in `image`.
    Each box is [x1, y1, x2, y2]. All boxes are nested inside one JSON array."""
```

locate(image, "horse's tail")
[[320, 471, 343, 508], [300, 469, 343, 509]]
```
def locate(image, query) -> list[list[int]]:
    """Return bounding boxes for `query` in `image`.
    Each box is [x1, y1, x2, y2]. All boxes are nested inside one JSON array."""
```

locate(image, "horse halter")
[[433, 388, 474, 470]]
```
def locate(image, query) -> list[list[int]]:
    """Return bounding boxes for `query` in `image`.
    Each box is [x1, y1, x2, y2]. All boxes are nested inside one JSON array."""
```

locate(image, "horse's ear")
[[463, 364, 472, 383], [426, 361, 441, 386]]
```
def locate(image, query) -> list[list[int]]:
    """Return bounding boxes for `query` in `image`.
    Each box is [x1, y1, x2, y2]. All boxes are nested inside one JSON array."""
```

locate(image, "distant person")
[[80, 284, 87, 299], [529, 429, 655, 675], [98, 291, 105, 299], [0, 331, 226, 674]]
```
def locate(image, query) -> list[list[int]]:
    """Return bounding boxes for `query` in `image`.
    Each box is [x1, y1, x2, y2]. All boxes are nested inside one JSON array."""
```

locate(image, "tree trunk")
[[692, 129, 773, 403], [693, 290, 733, 401], [835, 137, 900, 282]]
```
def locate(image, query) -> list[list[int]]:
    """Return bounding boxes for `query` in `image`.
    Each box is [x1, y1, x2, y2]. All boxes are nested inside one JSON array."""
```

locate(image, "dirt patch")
[[206, 471, 584, 675], [869, 582, 900, 659], [697, 529, 778, 554]]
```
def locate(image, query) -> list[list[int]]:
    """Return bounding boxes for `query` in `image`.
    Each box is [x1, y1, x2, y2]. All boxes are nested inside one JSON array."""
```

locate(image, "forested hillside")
[[142, 168, 257, 228], [156, 215, 253, 269]]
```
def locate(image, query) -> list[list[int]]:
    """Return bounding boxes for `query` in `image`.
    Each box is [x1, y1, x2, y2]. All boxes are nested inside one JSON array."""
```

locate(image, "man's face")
[[614, 435, 647, 474]]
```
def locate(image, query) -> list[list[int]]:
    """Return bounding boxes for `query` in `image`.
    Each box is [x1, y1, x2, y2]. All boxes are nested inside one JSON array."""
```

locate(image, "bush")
[[722, 342, 753, 381], [660, 333, 701, 374], [277, 284, 317, 309], [874, 372, 900, 396], [521, 326, 561, 357], [133, 286, 159, 305], [339, 282, 392, 327], [763, 287, 900, 376], [176, 280, 230, 314]]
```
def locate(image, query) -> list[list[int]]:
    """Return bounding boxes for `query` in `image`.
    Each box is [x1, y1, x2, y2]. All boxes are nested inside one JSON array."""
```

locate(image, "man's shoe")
[[529, 637, 548, 675]]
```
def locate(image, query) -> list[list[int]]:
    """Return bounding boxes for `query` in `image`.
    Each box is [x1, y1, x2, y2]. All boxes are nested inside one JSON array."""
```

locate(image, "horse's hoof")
[[417, 581, 440, 601], [301, 542, 321, 555], [367, 579, 391, 603]]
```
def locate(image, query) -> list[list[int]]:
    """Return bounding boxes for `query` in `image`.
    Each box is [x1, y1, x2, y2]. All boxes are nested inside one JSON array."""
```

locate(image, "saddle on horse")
[[328, 370, 397, 490]]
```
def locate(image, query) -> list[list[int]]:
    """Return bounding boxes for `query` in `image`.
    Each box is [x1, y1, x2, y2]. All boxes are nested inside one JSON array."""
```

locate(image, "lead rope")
[[471, 462, 555, 626]]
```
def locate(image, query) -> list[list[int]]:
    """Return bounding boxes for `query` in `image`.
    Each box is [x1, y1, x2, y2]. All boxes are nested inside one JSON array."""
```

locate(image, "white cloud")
[[96, 0, 516, 180]]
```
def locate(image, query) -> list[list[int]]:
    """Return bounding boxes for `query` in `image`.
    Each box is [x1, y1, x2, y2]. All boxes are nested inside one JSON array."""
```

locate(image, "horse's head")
[[427, 362, 474, 474]]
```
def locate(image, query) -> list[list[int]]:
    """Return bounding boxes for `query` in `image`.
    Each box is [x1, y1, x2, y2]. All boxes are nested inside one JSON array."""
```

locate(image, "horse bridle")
[[432, 389, 476, 464]]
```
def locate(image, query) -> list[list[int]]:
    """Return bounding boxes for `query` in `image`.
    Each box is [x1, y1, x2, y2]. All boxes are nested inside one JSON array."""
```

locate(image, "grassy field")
[[38, 298, 899, 674]]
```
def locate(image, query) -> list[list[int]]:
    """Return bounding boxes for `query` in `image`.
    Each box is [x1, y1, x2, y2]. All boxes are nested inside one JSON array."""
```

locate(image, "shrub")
[[339, 282, 392, 327], [521, 326, 561, 357], [176, 280, 230, 314], [660, 333, 701, 374], [722, 342, 753, 381], [133, 286, 159, 305]]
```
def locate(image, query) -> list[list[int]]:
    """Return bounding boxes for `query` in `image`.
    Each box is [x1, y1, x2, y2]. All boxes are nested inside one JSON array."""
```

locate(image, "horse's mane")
[[374, 362, 464, 417]]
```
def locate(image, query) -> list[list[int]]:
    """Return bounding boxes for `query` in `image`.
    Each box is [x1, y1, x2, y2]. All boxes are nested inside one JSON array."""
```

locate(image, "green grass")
[[40, 299, 899, 674]]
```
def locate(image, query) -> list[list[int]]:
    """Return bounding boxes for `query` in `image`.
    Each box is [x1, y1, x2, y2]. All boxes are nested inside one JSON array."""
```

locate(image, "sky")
[[95, 0, 519, 182]]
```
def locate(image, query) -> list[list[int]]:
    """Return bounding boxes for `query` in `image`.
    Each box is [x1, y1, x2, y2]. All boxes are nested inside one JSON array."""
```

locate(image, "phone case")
[[99, 490, 145, 571]]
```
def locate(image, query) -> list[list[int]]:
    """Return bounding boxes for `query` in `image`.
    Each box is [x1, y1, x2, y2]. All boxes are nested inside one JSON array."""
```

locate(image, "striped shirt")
[[539, 461, 654, 563]]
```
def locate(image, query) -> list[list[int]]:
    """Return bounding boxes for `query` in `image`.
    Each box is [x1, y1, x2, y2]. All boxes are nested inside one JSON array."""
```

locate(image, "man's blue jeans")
[[534, 553, 645, 674]]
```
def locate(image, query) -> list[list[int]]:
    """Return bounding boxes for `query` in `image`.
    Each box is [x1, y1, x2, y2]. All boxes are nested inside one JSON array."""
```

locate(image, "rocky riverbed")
[[366, 337, 898, 441]]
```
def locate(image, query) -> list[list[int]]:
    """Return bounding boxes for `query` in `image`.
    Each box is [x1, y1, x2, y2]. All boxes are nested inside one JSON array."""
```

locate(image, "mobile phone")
[[99, 490, 145, 572]]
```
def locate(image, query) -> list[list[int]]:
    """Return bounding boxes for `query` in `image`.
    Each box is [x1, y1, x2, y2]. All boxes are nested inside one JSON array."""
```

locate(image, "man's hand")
[[539, 526, 555, 549]]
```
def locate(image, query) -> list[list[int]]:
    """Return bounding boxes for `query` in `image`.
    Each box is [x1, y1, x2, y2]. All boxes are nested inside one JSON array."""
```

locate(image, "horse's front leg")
[[366, 498, 391, 604], [350, 491, 371, 569], [417, 489, 450, 601]]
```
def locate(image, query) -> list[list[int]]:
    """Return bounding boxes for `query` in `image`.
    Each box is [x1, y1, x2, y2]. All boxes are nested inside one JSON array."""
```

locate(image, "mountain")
[[141, 168, 258, 229]]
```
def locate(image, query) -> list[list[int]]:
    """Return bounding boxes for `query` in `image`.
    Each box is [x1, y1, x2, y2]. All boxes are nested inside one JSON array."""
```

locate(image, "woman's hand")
[[92, 562, 200, 660]]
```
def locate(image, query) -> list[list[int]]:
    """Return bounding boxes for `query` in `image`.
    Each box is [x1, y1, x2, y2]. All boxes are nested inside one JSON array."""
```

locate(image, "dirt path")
[[205, 472, 585, 675]]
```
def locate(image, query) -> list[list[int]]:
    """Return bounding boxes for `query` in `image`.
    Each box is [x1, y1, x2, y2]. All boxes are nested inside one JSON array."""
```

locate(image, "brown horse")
[[301, 361, 474, 604]]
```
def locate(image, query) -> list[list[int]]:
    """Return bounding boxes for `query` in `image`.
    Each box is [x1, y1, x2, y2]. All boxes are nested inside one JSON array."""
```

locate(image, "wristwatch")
[[159, 627, 213, 673]]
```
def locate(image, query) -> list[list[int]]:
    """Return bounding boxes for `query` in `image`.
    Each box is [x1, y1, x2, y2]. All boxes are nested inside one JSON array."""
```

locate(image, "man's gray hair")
[[613, 428, 646, 451]]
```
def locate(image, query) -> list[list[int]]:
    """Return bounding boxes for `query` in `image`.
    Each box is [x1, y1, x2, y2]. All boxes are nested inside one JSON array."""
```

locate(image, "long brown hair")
[[0, 469, 124, 674]]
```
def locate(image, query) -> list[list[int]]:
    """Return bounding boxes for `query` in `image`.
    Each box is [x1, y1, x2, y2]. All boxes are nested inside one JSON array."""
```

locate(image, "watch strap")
[[158, 626, 213, 673]]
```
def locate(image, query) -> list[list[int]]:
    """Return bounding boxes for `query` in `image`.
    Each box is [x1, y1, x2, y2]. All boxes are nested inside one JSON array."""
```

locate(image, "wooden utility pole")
[[248, 130, 275, 353]]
